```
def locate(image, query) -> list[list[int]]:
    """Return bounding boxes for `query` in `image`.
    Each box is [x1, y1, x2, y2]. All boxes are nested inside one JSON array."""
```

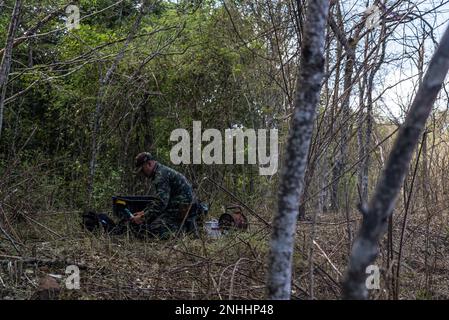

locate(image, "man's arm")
[[132, 174, 170, 223]]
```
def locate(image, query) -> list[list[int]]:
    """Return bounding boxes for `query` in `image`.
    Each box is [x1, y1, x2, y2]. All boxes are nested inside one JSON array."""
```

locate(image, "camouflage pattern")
[[138, 162, 194, 239]]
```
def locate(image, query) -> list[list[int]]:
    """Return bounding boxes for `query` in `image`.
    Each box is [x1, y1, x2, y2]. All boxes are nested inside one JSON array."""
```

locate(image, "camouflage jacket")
[[144, 163, 193, 222]]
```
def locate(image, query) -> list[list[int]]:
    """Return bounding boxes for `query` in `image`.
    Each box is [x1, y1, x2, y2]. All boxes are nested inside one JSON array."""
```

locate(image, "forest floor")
[[1, 206, 449, 300]]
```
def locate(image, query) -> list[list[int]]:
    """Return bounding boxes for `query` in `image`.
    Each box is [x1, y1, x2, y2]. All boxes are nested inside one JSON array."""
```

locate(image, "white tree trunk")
[[267, 0, 329, 300]]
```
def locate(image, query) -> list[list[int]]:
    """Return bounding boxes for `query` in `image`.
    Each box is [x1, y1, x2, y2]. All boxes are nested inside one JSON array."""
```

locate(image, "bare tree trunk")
[[342, 25, 449, 300], [319, 26, 332, 214], [0, 0, 22, 141], [329, 6, 363, 211], [417, 35, 433, 295], [331, 40, 356, 211], [267, 0, 329, 300], [357, 28, 369, 206], [359, 23, 387, 205], [87, 2, 148, 202]]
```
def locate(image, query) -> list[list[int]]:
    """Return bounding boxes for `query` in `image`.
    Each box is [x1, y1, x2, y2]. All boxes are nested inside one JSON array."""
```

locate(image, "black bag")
[[81, 211, 118, 234]]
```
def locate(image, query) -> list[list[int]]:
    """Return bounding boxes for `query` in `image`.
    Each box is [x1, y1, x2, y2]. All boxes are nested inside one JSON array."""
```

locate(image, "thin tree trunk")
[[395, 32, 427, 299], [394, 134, 424, 299], [267, 0, 329, 300], [0, 0, 22, 140], [342, 25, 449, 300], [330, 6, 363, 211], [87, 2, 148, 202], [417, 35, 433, 295], [331, 40, 356, 211], [359, 22, 387, 205], [356, 3, 369, 206], [320, 25, 332, 214]]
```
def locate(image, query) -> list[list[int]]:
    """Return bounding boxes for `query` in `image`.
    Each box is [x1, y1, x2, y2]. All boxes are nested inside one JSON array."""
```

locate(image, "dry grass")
[[1, 210, 273, 300], [1, 202, 449, 300]]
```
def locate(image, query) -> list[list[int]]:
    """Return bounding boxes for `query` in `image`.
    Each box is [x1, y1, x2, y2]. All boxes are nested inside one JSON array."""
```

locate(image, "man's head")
[[134, 152, 157, 177]]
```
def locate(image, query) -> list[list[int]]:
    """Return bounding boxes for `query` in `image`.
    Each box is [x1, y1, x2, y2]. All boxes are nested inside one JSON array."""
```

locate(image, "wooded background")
[[1, 0, 449, 300]]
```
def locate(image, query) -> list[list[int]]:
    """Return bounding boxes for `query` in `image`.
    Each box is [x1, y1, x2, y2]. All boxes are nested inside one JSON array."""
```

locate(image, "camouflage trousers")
[[130, 208, 198, 240]]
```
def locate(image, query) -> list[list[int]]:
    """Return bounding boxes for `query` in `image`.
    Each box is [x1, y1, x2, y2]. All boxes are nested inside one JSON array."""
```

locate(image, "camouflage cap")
[[134, 152, 154, 174]]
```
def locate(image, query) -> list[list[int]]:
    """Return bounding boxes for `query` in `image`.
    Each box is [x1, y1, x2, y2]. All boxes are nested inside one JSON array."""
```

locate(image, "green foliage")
[[416, 289, 433, 300], [0, 0, 282, 210]]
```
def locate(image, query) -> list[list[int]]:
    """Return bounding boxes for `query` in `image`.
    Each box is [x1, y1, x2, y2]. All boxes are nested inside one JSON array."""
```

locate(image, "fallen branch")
[[0, 224, 21, 255], [20, 212, 63, 239], [313, 240, 343, 277]]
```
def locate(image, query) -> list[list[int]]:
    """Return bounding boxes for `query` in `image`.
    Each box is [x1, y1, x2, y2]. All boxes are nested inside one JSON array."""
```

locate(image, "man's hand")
[[130, 211, 145, 224]]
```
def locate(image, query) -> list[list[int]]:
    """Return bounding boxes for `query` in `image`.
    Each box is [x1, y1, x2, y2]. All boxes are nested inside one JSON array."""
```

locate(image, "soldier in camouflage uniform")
[[131, 152, 196, 239]]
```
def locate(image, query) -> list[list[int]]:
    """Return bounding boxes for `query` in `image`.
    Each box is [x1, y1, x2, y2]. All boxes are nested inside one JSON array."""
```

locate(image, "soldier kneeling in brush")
[[131, 152, 201, 239]]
